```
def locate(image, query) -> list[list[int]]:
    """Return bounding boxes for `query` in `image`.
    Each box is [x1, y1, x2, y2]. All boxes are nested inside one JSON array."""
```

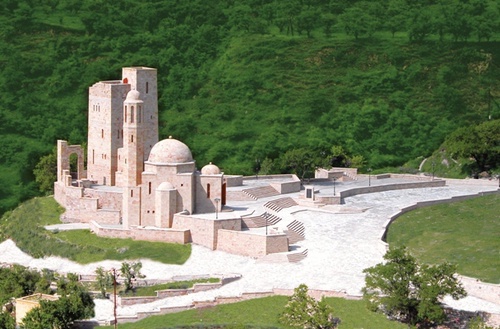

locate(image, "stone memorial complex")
[[54, 67, 297, 258]]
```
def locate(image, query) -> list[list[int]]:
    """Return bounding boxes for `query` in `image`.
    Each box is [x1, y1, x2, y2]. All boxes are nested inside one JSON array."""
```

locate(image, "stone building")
[[54, 67, 289, 257]]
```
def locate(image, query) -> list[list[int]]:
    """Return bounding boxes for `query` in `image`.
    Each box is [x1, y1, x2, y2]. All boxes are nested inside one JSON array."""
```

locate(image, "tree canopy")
[[362, 247, 466, 326]]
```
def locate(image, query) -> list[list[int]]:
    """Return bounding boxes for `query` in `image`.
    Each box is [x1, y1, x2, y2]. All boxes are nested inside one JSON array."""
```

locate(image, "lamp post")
[[214, 198, 220, 219], [431, 160, 436, 181], [333, 177, 337, 196], [265, 214, 268, 236], [111, 268, 118, 329], [368, 168, 372, 186]]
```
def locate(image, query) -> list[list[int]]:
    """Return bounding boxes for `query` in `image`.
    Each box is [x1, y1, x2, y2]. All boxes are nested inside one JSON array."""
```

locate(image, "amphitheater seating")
[[285, 220, 305, 244], [263, 197, 298, 212], [242, 185, 280, 200]]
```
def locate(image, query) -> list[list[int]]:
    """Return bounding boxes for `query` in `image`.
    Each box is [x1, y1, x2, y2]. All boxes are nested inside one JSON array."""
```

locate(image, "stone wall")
[[381, 190, 500, 242], [89, 221, 190, 243], [270, 177, 301, 194], [340, 179, 446, 202], [172, 214, 241, 250], [216, 230, 288, 258], [224, 175, 243, 187]]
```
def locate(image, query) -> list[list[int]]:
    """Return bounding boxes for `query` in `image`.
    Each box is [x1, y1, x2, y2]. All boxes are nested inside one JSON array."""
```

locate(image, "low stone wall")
[[270, 178, 301, 194], [89, 221, 190, 243], [340, 179, 446, 203], [216, 230, 288, 258], [381, 190, 500, 242], [172, 214, 241, 250], [116, 280, 229, 306], [315, 195, 342, 205], [225, 175, 243, 187]]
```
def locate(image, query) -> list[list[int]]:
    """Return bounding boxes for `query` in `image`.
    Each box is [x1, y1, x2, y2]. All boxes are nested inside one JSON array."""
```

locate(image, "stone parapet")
[[89, 221, 190, 243]]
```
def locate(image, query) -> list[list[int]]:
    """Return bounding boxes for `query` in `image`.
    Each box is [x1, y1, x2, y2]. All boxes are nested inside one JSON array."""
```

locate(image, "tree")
[[33, 148, 57, 195], [407, 7, 435, 42], [280, 148, 320, 180], [0, 265, 41, 304], [444, 119, 500, 174], [21, 273, 94, 329], [338, 5, 376, 39], [280, 284, 339, 329], [120, 261, 145, 293], [0, 310, 15, 329], [362, 247, 466, 326], [95, 267, 113, 298]]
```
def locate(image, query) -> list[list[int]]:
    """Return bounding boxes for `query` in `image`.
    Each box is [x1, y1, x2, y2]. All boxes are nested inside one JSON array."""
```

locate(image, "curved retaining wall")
[[339, 179, 446, 203], [381, 189, 499, 242]]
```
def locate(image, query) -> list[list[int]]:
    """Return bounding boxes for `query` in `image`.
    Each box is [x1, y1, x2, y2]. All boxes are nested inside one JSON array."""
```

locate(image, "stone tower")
[[86, 67, 158, 186]]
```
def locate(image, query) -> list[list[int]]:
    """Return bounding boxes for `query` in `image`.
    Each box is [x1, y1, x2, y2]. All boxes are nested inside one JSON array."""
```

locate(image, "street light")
[[333, 177, 337, 196], [368, 168, 372, 186], [111, 268, 118, 329], [214, 198, 220, 219]]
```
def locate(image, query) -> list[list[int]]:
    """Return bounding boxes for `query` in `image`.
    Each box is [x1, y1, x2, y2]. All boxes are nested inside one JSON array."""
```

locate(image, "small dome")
[[201, 162, 221, 175], [148, 136, 193, 164], [126, 89, 141, 101], [157, 182, 175, 191]]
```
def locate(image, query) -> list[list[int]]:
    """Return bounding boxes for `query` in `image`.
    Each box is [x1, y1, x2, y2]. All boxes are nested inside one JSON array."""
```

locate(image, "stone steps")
[[287, 249, 308, 263], [263, 197, 298, 212], [285, 220, 305, 244], [242, 185, 280, 200], [241, 212, 282, 229]]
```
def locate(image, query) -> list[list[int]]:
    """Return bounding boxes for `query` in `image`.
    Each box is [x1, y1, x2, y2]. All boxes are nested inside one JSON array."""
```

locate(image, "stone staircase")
[[287, 249, 308, 263], [242, 185, 280, 200], [263, 197, 298, 212], [285, 220, 305, 244], [241, 212, 282, 229]]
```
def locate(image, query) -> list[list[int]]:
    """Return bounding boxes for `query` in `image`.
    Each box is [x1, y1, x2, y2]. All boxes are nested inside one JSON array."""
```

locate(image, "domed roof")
[[201, 162, 221, 175], [126, 89, 141, 101], [148, 136, 193, 164], [157, 181, 175, 191]]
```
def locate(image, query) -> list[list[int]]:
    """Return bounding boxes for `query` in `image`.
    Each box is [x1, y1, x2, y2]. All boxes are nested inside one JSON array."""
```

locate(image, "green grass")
[[0, 196, 191, 264], [387, 194, 500, 283], [100, 296, 407, 329], [120, 278, 220, 297]]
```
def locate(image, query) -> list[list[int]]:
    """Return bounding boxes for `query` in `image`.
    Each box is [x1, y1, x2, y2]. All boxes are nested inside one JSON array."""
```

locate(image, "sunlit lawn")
[[101, 296, 407, 329], [387, 194, 500, 283], [0, 196, 191, 265]]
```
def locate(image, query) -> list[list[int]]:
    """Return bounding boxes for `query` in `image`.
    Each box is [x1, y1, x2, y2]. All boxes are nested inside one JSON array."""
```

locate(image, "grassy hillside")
[[0, 0, 499, 215]]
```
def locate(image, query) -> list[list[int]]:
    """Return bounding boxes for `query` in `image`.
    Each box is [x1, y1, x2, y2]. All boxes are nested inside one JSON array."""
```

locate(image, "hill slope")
[[0, 0, 499, 215]]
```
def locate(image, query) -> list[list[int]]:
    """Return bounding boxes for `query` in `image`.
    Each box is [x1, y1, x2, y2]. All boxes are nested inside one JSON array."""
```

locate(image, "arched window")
[[148, 182, 152, 194], [146, 82, 149, 94], [207, 184, 211, 198], [131, 106, 134, 123], [124, 106, 127, 122], [131, 135, 134, 143]]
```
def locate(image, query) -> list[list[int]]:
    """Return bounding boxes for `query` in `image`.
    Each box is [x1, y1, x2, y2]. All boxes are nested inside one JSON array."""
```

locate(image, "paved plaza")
[[0, 176, 498, 322]]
